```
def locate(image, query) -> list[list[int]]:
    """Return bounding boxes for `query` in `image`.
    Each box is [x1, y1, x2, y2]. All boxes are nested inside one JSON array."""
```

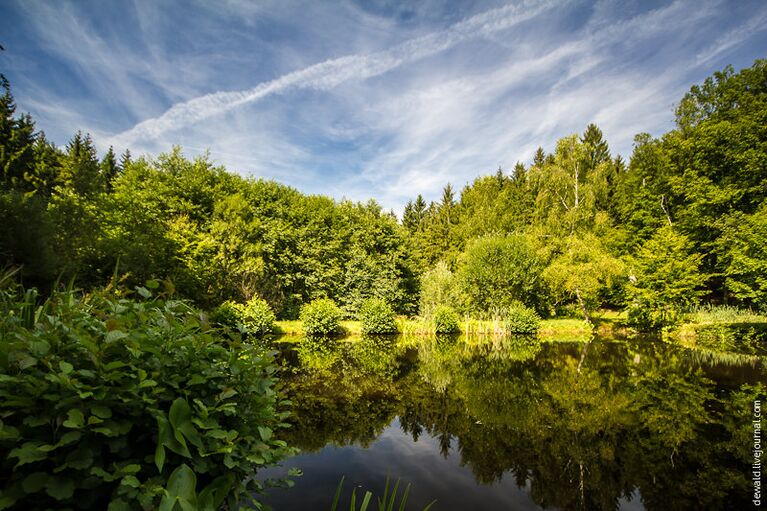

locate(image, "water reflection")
[[262, 333, 766, 510]]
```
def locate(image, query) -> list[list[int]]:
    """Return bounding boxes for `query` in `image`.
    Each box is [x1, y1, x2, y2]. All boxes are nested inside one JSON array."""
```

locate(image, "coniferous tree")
[[0, 78, 36, 191], [101, 146, 118, 191]]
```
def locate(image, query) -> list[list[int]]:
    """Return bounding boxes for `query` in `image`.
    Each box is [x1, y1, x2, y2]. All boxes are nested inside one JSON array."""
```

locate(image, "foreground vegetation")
[[0, 275, 293, 510]]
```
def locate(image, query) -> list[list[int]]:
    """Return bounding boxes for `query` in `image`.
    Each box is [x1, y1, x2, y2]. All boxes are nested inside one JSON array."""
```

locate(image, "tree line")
[[1, 60, 765, 328]]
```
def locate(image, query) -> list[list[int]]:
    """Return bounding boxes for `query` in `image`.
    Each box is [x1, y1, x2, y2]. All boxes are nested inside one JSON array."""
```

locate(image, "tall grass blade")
[[398, 483, 410, 511], [386, 479, 401, 511], [331, 476, 345, 511], [360, 491, 372, 511]]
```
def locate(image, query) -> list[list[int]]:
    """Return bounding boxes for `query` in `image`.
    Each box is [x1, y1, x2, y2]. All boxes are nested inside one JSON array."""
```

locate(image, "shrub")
[[457, 234, 547, 314], [419, 262, 460, 317], [210, 300, 243, 329], [240, 296, 276, 336], [626, 301, 665, 332], [0, 283, 293, 510], [505, 302, 541, 334], [358, 298, 398, 334], [433, 305, 460, 334], [300, 298, 343, 336]]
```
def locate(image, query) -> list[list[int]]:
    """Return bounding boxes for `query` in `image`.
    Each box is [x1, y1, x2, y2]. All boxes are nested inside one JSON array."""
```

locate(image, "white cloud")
[[107, 0, 560, 147]]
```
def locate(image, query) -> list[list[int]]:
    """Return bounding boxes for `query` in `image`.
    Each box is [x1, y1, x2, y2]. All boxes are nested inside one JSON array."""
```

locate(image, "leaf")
[[0, 423, 19, 441], [22, 472, 48, 493], [28, 340, 50, 357], [155, 442, 166, 473], [257, 427, 272, 441], [62, 446, 93, 470], [218, 388, 237, 400], [159, 464, 197, 511], [121, 464, 141, 474], [169, 398, 202, 449], [156, 415, 190, 461], [91, 405, 112, 418], [9, 441, 47, 467], [62, 409, 85, 429], [136, 287, 151, 299], [17, 355, 37, 370], [121, 475, 140, 488], [145, 279, 160, 289], [59, 361, 73, 374], [105, 330, 128, 343], [198, 475, 234, 511], [45, 476, 75, 500], [107, 499, 131, 511]]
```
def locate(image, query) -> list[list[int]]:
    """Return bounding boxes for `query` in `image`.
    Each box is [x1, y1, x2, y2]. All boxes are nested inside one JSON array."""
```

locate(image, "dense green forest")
[[1, 60, 766, 329]]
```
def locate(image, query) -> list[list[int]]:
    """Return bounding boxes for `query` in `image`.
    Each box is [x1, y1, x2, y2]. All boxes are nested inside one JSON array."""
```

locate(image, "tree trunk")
[[575, 287, 591, 324]]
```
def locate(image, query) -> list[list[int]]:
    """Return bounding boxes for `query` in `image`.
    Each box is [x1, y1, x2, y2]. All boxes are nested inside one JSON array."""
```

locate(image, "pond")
[[259, 333, 766, 510]]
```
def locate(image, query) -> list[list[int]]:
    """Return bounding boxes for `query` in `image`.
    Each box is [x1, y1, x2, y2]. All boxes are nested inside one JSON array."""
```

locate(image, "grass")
[[275, 316, 594, 338], [329, 476, 435, 511], [683, 304, 767, 325]]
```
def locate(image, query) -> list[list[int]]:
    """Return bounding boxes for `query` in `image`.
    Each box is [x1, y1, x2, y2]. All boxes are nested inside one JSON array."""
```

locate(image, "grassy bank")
[[274, 317, 593, 339]]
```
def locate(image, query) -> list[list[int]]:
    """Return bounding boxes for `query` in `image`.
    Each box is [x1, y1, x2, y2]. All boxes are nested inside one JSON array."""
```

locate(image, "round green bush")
[[358, 298, 398, 334], [300, 298, 343, 336], [210, 300, 243, 329], [240, 296, 276, 336], [433, 305, 460, 334], [0, 285, 293, 510], [505, 302, 541, 334]]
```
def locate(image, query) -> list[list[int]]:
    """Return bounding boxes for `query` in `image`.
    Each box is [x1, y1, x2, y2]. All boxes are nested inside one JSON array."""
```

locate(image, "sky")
[[1, 0, 766, 212]]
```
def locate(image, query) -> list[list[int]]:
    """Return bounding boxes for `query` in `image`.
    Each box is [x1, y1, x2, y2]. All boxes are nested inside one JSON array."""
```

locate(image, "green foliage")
[[358, 298, 398, 335], [0, 191, 58, 285], [543, 231, 625, 319], [626, 226, 706, 330], [300, 298, 343, 336], [329, 476, 435, 511], [715, 201, 767, 311], [209, 300, 242, 329], [433, 305, 460, 334], [418, 262, 461, 317], [457, 234, 547, 314], [685, 304, 767, 325], [239, 296, 276, 336], [0, 282, 293, 510], [503, 302, 541, 334]]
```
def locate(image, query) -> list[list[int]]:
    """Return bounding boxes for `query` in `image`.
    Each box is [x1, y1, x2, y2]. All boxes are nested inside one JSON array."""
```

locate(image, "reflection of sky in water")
[[260, 417, 576, 511]]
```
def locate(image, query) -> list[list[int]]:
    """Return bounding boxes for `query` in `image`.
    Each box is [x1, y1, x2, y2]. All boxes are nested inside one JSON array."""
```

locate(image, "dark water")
[[259, 334, 766, 511]]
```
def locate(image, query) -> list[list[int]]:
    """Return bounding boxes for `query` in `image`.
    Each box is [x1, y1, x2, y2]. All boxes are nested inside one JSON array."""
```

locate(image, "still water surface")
[[260, 333, 765, 510]]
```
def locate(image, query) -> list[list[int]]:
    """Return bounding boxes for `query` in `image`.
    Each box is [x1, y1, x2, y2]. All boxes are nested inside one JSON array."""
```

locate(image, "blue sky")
[[1, 0, 766, 211]]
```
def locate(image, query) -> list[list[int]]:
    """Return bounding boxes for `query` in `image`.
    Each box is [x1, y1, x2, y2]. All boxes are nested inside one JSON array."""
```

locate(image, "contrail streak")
[[109, 0, 556, 145]]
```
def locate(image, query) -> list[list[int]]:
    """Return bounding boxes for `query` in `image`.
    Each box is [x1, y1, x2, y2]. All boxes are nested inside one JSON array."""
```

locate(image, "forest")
[[2, 60, 766, 329], [0, 60, 765, 510]]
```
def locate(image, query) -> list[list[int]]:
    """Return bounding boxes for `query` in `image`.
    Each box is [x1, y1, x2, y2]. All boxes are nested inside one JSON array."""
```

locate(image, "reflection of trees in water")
[[275, 335, 764, 510]]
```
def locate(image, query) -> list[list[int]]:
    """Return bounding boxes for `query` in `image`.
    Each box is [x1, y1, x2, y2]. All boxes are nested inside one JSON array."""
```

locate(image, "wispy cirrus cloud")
[[107, 0, 559, 147]]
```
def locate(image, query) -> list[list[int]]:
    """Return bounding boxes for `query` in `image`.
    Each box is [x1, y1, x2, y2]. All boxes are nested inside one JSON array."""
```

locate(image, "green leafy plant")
[[240, 296, 276, 336], [433, 305, 460, 334], [0, 281, 294, 510], [300, 298, 343, 336], [358, 298, 398, 335], [504, 302, 541, 334], [210, 300, 243, 329], [330, 476, 436, 511]]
